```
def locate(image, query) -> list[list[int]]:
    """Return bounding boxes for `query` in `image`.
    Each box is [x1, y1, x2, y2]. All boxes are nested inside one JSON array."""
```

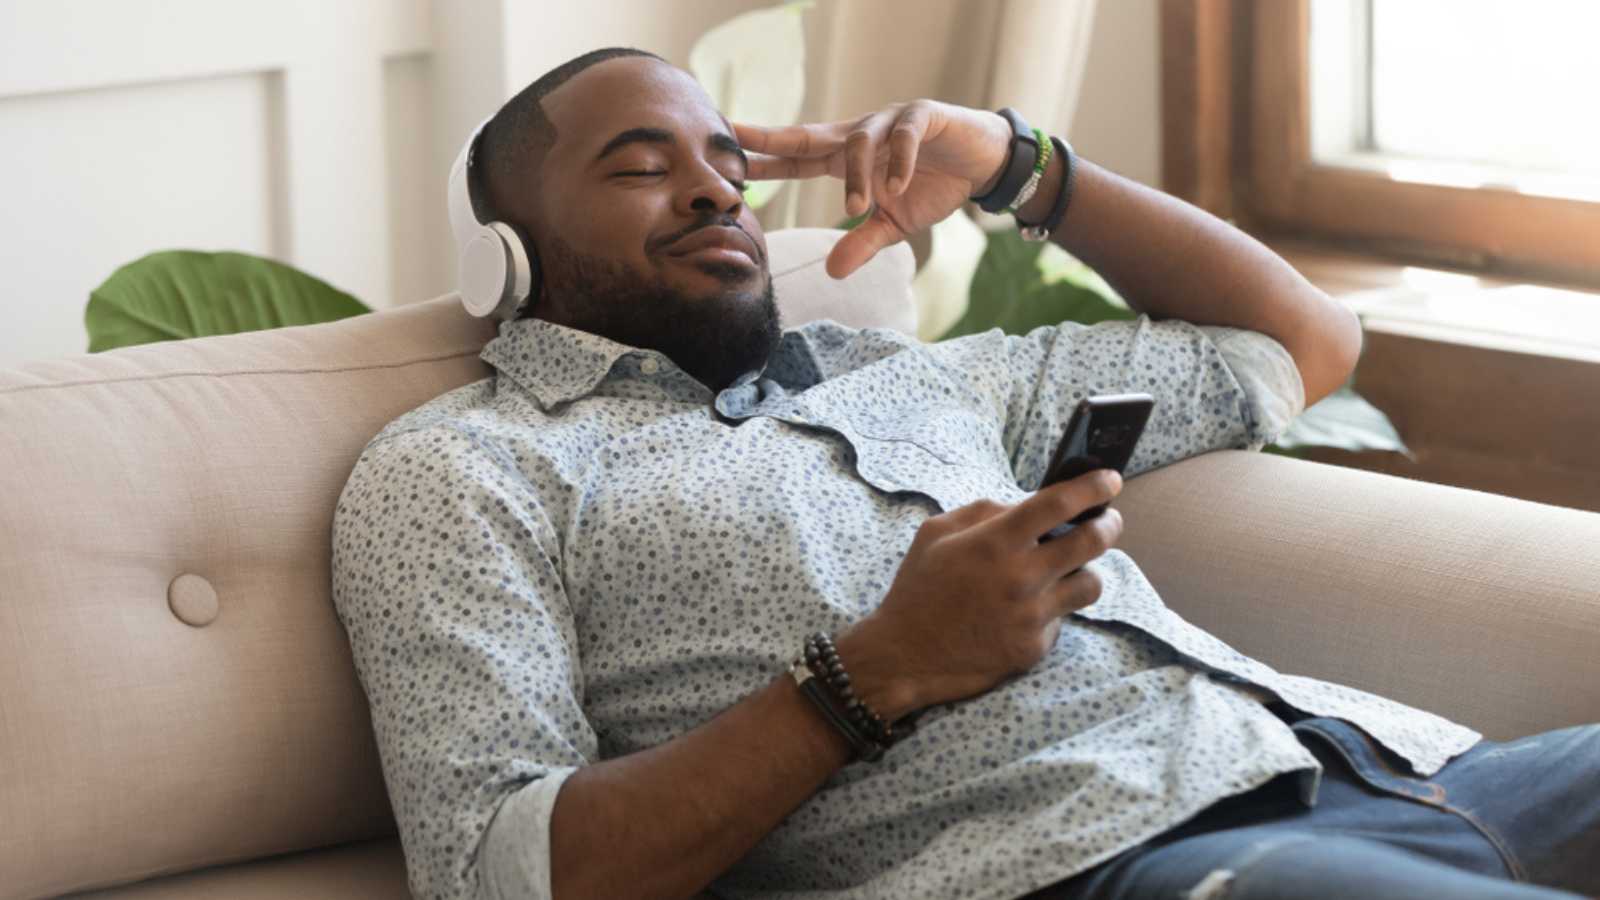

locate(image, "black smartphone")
[[1038, 392, 1155, 541]]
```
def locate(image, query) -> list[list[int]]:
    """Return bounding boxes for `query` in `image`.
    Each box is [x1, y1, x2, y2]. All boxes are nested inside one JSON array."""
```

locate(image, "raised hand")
[[735, 100, 1013, 279]]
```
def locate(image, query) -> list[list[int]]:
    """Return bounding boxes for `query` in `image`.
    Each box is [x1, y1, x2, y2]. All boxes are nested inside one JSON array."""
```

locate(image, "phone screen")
[[1039, 392, 1154, 541]]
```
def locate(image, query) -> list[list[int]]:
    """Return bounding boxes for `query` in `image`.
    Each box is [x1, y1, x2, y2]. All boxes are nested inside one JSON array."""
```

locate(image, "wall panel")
[[384, 52, 449, 305], [0, 73, 279, 361], [0, 0, 430, 368]]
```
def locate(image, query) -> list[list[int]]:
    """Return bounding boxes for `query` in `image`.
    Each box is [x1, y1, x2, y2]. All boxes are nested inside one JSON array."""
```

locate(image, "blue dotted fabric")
[[331, 315, 1481, 900]]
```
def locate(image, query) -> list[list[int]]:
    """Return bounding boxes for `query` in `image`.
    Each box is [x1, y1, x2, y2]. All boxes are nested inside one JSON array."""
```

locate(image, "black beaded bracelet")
[[793, 661, 884, 762], [805, 633, 885, 743], [803, 632, 921, 753]]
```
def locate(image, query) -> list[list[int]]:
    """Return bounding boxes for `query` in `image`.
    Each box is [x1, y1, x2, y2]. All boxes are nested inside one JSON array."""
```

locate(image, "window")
[[1311, 0, 1600, 201], [1162, 0, 1600, 287]]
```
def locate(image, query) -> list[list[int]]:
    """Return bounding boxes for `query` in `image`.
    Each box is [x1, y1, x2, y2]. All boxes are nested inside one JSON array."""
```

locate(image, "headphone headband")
[[448, 113, 534, 320]]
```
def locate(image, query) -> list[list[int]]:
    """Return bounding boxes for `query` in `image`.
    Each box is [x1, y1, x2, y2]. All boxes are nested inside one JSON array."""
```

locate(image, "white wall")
[[0, 0, 429, 368], [0, 72, 282, 363], [0, 0, 1160, 369]]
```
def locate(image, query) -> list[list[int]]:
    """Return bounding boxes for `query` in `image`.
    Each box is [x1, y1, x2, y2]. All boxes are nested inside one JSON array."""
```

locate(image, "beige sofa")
[[3, 228, 1598, 900]]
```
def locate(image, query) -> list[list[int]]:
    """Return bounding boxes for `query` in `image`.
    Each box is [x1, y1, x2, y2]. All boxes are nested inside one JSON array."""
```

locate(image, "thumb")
[[826, 213, 904, 280]]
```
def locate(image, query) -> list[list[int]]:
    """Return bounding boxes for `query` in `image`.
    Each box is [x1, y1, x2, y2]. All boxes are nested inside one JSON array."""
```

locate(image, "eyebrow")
[[594, 126, 749, 174]]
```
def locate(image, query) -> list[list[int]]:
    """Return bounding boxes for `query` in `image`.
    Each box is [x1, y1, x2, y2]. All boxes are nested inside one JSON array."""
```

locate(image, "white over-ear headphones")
[[447, 114, 537, 321]]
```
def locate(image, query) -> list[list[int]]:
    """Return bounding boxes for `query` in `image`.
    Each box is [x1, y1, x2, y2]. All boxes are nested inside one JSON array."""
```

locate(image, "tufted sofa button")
[[167, 574, 219, 627]]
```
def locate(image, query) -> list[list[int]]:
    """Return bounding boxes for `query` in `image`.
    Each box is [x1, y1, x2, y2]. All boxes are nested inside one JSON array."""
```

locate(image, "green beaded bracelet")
[[1005, 128, 1054, 215]]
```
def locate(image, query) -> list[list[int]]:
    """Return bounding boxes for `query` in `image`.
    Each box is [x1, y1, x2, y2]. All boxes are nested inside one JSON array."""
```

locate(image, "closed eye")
[[615, 170, 749, 193]]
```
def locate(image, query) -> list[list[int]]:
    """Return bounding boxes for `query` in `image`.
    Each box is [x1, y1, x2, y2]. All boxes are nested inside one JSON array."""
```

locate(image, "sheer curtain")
[[779, 0, 1099, 337], [987, 0, 1100, 141]]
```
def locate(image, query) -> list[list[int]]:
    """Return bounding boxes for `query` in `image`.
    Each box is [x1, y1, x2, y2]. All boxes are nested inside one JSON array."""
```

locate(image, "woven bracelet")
[[1020, 135, 1076, 242], [1005, 128, 1054, 215]]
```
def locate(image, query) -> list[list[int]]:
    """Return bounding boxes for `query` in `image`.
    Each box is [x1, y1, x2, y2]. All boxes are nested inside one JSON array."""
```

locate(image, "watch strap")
[[969, 107, 1040, 214]]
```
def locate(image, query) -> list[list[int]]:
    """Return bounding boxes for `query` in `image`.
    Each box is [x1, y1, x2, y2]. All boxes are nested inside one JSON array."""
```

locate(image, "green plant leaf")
[[1274, 384, 1413, 458], [1035, 242, 1126, 308], [85, 250, 370, 352], [1031, 279, 1137, 328], [836, 211, 870, 230], [1261, 442, 1307, 458], [937, 229, 1045, 339], [939, 229, 1133, 339]]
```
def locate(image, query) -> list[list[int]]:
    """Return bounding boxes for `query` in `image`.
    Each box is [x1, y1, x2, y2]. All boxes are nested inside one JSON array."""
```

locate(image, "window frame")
[[1162, 0, 1600, 288]]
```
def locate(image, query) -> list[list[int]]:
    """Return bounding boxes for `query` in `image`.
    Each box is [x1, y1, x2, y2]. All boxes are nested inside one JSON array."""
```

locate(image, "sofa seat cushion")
[[60, 837, 411, 899]]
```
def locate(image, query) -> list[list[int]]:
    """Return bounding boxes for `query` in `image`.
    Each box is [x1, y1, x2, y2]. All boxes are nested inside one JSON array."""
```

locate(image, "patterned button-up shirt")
[[330, 314, 1482, 900]]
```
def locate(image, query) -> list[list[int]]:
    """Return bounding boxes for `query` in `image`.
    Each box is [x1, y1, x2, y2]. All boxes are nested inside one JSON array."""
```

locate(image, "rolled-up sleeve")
[[926, 315, 1306, 488], [478, 769, 576, 900], [1195, 324, 1306, 449], [331, 425, 594, 900]]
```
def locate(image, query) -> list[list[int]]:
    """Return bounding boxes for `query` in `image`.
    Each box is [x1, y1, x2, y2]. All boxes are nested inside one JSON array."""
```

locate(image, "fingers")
[[844, 126, 876, 217], [991, 469, 1123, 548], [733, 120, 844, 159], [939, 498, 1009, 531], [826, 212, 905, 279], [738, 118, 872, 217], [1045, 564, 1105, 619], [915, 497, 1009, 547], [738, 110, 914, 213], [1033, 506, 1123, 584], [886, 104, 930, 196], [745, 152, 834, 181], [842, 106, 927, 212]]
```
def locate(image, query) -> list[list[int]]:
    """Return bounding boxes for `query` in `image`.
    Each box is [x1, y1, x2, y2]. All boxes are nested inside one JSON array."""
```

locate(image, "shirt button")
[[639, 358, 661, 375]]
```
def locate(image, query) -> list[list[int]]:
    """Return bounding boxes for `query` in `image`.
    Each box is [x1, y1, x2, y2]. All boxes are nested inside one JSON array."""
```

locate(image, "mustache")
[[648, 215, 762, 261]]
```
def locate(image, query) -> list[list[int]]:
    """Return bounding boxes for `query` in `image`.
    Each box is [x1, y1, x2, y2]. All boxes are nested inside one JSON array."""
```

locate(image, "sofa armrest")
[[1115, 450, 1600, 741]]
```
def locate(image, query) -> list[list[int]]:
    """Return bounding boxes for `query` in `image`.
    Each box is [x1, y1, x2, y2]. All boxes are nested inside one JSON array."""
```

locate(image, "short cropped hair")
[[473, 46, 664, 225]]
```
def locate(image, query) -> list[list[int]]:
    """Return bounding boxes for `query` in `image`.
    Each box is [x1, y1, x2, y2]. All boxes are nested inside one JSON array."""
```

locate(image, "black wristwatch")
[[969, 107, 1040, 214]]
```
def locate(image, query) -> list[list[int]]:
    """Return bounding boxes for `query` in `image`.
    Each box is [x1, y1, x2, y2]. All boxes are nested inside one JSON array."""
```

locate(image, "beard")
[[526, 229, 782, 393]]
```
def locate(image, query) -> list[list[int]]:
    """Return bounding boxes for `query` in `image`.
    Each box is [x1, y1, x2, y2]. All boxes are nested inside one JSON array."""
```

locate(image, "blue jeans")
[[1028, 702, 1600, 899]]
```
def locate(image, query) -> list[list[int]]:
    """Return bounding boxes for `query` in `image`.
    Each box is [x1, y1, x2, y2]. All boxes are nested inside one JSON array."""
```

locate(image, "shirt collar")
[[480, 318, 647, 409], [480, 316, 826, 410]]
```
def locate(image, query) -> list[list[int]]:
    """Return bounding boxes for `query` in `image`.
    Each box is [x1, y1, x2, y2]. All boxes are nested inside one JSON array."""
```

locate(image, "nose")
[[678, 163, 744, 218]]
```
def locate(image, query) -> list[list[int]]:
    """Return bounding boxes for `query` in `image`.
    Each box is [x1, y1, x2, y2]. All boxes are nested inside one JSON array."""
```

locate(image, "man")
[[330, 47, 1599, 900]]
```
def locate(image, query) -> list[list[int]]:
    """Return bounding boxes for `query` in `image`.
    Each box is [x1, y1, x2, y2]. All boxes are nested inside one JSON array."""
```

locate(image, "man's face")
[[520, 56, 778, 392]]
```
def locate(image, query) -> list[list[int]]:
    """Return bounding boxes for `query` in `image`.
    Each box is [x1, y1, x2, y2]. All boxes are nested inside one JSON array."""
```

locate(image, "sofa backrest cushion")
[[0, 230, 914, 899]]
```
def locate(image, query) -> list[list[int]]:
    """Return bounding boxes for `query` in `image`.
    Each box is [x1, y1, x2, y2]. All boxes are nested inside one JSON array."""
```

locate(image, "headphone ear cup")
[[458, 223, 511, 318], [484, 221, 534, 320], [508, 222, 540, 303]]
